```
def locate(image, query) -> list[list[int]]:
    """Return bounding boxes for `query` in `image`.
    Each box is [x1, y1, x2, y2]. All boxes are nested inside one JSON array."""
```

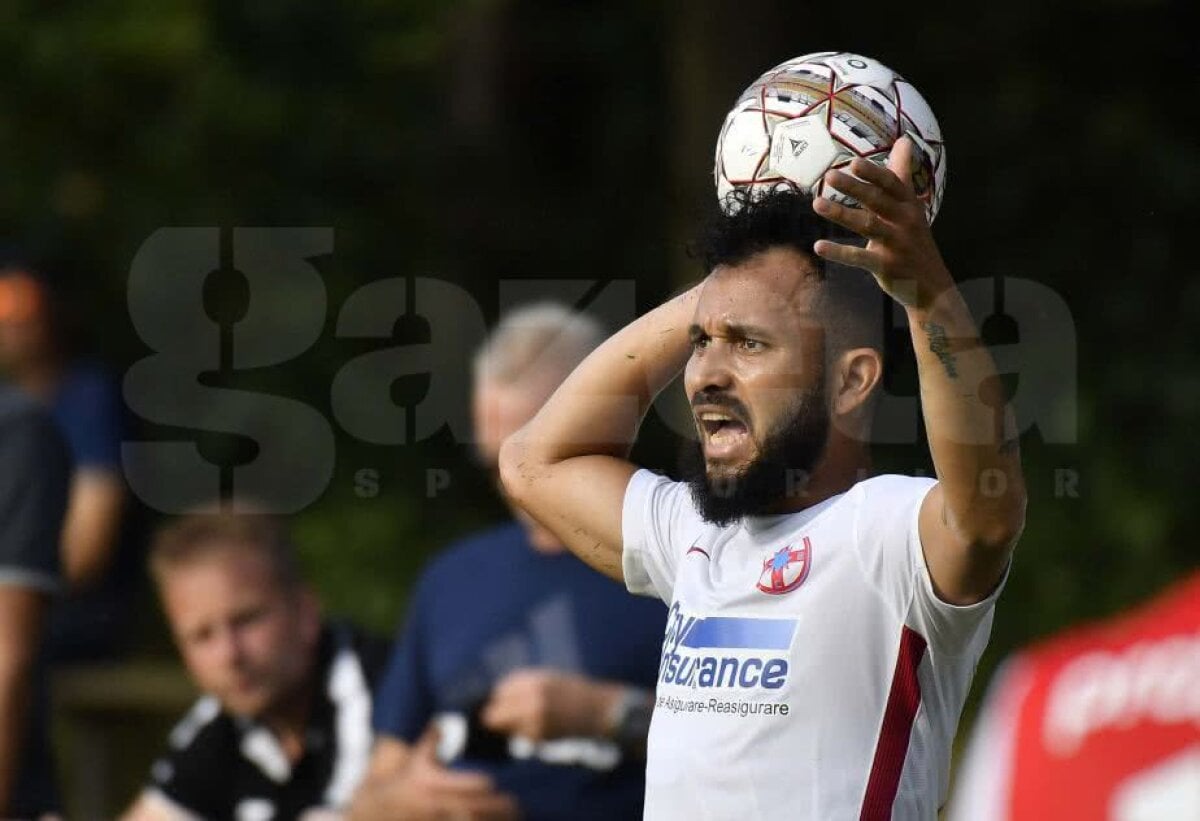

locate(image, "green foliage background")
[[3, 0, 1197, 807]]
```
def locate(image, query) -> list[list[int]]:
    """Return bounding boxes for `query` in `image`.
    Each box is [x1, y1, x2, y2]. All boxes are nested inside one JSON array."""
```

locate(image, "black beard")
[[681, 384, 830, 527]]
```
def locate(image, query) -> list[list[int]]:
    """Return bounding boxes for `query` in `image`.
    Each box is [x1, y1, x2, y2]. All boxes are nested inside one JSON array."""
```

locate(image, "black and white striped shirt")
[[147, 622, 388, 820]]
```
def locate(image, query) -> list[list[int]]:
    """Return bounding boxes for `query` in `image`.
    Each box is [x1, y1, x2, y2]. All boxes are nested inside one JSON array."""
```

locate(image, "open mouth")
[[697, 410, 751, 461]]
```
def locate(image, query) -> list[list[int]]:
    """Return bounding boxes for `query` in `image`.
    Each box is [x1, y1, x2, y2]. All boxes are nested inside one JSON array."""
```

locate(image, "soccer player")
[[947, 570, 1200, 820], [122, 512, 388, 821], [350, 304, 665, 821], [499, 139, 1027, 819]]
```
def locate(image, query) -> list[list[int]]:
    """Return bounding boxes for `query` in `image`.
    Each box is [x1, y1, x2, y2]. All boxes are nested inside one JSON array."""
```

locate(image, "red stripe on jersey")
[[860, 626, 928, 820]]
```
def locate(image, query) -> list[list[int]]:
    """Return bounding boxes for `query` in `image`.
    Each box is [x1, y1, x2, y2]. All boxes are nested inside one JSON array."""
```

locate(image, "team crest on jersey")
[[756, 537, 812, 595]]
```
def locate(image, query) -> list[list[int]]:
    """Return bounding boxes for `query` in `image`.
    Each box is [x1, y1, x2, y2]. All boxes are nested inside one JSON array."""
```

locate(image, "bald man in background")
[[351, 304, 666, 821]]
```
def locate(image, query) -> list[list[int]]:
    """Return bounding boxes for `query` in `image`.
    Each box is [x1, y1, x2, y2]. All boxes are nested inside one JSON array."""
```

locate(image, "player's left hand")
[[812, 136, 953, 309], [481, 668, 621, 742]]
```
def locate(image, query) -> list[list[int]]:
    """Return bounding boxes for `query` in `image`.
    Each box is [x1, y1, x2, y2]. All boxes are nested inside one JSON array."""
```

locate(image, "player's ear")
[[832, 347, 882, 417]]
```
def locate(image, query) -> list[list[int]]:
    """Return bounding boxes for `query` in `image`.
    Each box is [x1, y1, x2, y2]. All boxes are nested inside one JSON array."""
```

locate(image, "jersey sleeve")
[[0, 398, 69, 593], [620, 469, 701, 602], [147, 697, 233, 819], [852, 475, 1008, 655], [372, 582, 435, 743]]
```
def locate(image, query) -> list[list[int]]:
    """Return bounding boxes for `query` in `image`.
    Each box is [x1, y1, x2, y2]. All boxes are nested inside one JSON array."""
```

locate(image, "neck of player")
[[767, 435, 872, 516]]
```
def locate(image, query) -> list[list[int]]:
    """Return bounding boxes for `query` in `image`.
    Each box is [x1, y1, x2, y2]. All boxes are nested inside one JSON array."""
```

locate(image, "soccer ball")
[[714, 51, 946, 223]]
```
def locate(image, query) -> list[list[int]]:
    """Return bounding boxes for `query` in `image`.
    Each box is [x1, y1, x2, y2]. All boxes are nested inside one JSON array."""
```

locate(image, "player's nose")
[[688, 342, 735, 394]]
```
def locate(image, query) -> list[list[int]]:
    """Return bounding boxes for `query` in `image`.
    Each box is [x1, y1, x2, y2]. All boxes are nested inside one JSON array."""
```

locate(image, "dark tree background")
[[2, 0, 1196, 812]]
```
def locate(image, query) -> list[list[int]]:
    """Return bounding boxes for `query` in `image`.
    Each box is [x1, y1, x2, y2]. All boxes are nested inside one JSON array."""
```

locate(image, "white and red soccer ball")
[[714, 51, 946, 223]]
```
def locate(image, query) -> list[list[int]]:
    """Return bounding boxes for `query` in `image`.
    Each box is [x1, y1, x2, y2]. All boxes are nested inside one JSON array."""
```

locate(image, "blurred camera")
[[432, 706, 511, 763]]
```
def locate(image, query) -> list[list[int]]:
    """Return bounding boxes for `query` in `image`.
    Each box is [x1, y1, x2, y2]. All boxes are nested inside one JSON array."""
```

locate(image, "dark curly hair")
[[693, 187, 885, 356]]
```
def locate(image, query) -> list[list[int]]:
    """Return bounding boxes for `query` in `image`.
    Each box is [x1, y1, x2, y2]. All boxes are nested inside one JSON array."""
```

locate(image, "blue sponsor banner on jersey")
[[659, 605, 796, 690], [680, 617, 796, 651]]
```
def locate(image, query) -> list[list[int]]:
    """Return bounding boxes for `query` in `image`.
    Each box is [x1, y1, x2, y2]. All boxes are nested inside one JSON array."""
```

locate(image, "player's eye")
[[739, 338, 764, 352], [691, 334, 711, 351]]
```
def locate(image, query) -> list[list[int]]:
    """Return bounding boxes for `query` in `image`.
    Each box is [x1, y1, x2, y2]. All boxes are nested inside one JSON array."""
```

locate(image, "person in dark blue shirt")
[[351, 304, 666, 821], [0, 258, 132, 662]]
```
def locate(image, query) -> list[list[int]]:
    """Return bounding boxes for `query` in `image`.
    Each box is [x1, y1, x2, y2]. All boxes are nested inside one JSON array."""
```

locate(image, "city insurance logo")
[[119, 227, 1078, 514]]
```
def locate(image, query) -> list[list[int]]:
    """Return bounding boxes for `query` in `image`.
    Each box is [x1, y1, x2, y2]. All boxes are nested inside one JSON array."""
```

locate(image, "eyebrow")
[[689, 321, 773, 341]]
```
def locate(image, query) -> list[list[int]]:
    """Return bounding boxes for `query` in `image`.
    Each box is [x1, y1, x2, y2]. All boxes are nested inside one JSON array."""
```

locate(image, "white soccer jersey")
[[621, 470, 1004, 820]]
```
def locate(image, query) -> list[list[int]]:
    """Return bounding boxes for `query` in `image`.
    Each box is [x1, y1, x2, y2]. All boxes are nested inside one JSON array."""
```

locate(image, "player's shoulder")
[[626, 468, 702, 520], [851, 472, 938, 495], [846, 472, 937, 511], [628, 467, 684, 494]]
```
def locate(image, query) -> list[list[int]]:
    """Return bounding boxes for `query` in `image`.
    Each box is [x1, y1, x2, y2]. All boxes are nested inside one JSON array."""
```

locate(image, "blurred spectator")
[[351, 304, 667, 821], [0, 385, 71, 817], [122, 511, 389, 820], [948, 571, 1200, 820], [0, 256, 133, 662]]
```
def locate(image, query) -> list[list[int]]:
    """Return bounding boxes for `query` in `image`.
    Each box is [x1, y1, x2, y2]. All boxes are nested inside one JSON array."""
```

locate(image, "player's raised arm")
[[499, 287, 701, 581], [813, 137, 1027, 605]]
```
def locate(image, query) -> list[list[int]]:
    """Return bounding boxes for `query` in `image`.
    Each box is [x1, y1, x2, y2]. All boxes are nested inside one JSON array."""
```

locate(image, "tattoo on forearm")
[[920, 321, 959, 379]]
